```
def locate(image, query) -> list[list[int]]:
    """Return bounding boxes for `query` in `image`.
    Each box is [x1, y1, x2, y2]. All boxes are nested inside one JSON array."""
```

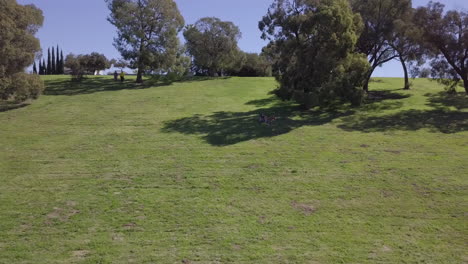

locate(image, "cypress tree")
[[60, 50, 64, 74], [47, 48, 51, 74], [42, 59, 47, 75], [56, 45, 60, 74], [51, 46, 56, 74], [33, 61, 37, 74]]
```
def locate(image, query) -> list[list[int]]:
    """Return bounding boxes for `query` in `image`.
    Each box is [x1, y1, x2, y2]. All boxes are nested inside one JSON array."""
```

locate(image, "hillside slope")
[[0, 76, 466, 263]]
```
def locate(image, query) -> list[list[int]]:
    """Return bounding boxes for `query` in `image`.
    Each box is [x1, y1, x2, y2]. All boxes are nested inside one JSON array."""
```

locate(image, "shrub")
[[0, 73, 44, 102], [64, 54, 85, 82]]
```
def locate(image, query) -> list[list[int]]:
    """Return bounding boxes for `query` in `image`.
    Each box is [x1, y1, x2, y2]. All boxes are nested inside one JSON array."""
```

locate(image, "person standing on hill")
[[114, 71, 118, 81], [120, 71, 125, 82]]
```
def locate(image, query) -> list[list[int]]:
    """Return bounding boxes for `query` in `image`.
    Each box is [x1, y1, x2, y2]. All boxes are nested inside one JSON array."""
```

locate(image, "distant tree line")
[[106, 0, 272, 82], [64, 52, 114, 81], [33, 45, 65, 75], [2, 0, 466, 107]]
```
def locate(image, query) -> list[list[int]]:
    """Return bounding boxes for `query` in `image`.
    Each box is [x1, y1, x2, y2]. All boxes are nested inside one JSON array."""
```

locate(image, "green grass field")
[[0, 75, 467, 263]]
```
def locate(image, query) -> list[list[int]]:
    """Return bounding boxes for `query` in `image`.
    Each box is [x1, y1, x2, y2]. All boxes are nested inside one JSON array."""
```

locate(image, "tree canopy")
[[184, 17, 242, 76], [414, 2, 468, 94], [106, 0, 184, 83], [0, 0, 44, 102], [260, 0, 370, 108], [82, 52, 112, 74], [350, 0, 412, 92]]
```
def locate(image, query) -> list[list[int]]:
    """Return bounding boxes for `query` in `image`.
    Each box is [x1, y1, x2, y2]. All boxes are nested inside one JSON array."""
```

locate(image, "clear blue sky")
[[18, 0, 468, 77]]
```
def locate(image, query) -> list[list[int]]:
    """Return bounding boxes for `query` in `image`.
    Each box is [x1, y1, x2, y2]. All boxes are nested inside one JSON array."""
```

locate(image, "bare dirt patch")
[[412, 183, 432, 196], [291, 201, 316, 215], [45, 201, 80, 225], [112, 233, 125, 242], [123, 222, 137, 230], [72, 250, 90, 258], [232, 244, 242, 250], [381, 245, 392, 252], [258, 215, 267, 224]]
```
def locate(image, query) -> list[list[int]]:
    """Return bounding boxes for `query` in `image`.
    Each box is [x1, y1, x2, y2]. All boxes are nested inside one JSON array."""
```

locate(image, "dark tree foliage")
[[56, 45, 60, 74], [64, 54, 85, 82], [42, 59, 46, 75], [259, 0, 370, 108], [51, 46, 56, 74], [228, 52, 272, 77], [350, 0, 412, 92], [82, 52, 112, 74], [184, 17, 242, 76], [59, 50, 64, 74], [64, 52, 112, 81], [46, 48, 51, 75], [387, 7, 424, 90], [414, 2, 468, 94], [40, 59, 45, 75], [107, 0, 184, 83]]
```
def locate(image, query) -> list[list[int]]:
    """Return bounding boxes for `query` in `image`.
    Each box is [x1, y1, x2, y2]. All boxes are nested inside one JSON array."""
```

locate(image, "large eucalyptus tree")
[[106, 0, 184, 83]]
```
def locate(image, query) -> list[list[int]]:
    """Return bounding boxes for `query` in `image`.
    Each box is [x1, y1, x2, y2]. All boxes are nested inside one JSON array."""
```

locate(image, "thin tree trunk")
[[208, 69, 216, 77], [363, 70, 373, 93], [463, 78, 468, 94], [136, 67, 143, 83], [400, 57, 410, 90], [136, 39, 144, 83]]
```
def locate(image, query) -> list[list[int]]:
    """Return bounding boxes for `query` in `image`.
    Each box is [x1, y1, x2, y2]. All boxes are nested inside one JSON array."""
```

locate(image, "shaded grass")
[[42, 75, 231, 96], [0, 76, 466, 263]]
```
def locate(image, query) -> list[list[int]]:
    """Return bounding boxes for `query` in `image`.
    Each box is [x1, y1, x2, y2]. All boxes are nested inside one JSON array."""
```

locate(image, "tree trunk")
[[136, 39, 144, 83], [363, 70, 373, 93], [463, 78, 468, 94], [400, 57, 410, 90], [208, 69, 216, 77], [136, 68, 143, 83]]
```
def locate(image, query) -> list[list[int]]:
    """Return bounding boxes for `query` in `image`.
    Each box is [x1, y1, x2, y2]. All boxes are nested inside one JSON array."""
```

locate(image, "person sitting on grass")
[[259, 113, 266, 123], [258, 113, 276, 125], [265, 115, 276, 125]]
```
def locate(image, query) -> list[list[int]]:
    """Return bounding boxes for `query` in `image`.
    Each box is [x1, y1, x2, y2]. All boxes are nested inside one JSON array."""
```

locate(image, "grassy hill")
[[0, 76, 466, 263]]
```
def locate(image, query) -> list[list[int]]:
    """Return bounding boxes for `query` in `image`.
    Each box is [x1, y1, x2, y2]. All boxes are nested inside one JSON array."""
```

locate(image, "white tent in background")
[[94, 70, 105, 76]]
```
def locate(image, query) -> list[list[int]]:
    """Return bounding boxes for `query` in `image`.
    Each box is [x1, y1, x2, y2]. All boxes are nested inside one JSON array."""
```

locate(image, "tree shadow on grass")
[[366, 90, 411, 102], [0, 102, 30, 113], [162, 104, 355, 146], [358, 90, 412, 112], [44, 77, 169, 96], [338, 90, 467, 134], [425, 91, 467, 111], [338, 109, 467, 134], [245, 96, 287, 107], [44, 76, 232, 96], [162, 89, 416, 146]]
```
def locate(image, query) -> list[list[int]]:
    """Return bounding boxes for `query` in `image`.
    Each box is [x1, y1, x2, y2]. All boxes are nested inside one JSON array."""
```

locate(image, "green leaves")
[[260, 0, 369, 108], [184, 17, 242, 76], [106, 0, 184, 82]]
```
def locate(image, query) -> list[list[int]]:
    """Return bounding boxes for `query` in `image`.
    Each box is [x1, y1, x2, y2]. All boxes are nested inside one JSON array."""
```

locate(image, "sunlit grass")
[[0, 75, 466, 263]]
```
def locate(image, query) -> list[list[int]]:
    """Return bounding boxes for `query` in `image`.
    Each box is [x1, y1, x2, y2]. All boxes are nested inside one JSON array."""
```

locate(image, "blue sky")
[[18, 0, 468, 77]]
